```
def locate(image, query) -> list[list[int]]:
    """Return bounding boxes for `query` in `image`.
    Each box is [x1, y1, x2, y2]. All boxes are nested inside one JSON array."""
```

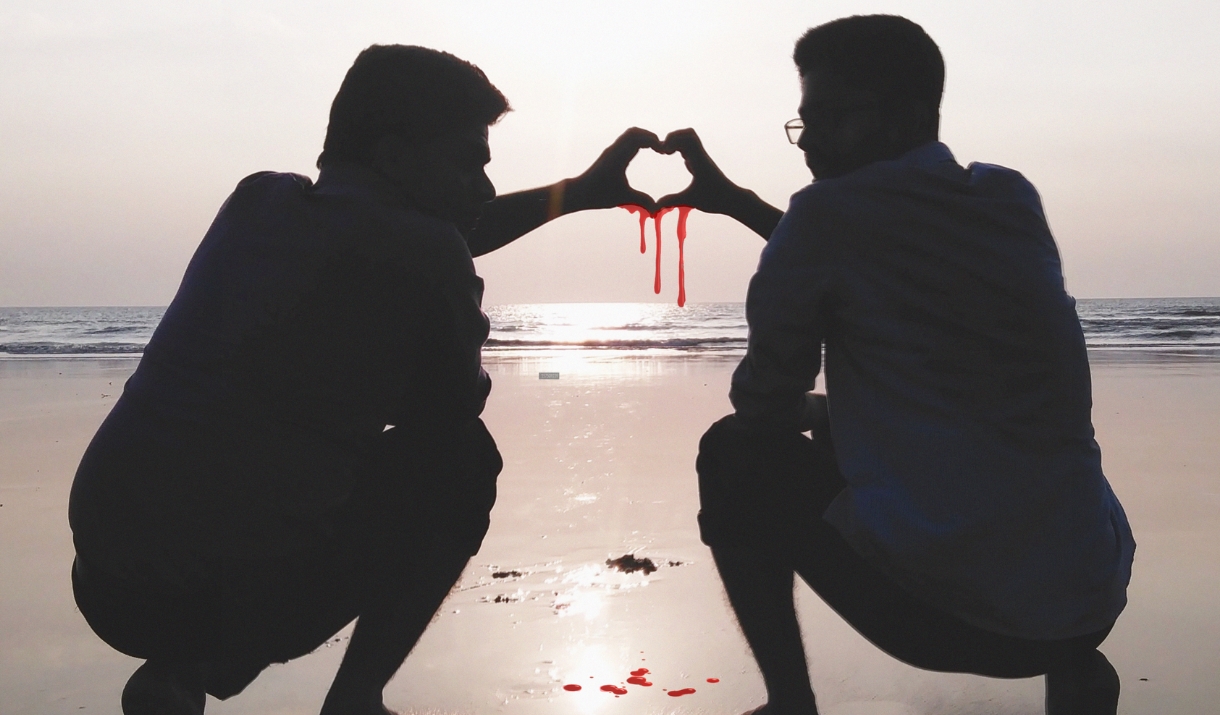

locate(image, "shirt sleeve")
[[730, 187, 836, 431]]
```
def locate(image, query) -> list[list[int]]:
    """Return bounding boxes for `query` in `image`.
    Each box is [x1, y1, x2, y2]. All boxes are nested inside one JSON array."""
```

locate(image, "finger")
[[658, 128, 703, 155], [605, 128, 661, 164], [589, 128, 656, 173], [623, 189, 658, 213], [618, 127, 662, 152], [656, 188, 695, 210]]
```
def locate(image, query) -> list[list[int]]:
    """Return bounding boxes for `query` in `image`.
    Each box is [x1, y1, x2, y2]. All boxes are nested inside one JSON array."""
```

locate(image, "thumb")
[[656, 188, 695, 211], [623, 189, 658, 213]]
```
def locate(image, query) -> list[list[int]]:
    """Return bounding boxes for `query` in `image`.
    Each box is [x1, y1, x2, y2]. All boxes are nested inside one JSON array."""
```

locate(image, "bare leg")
[[712, 546, 819, 715], [319, 541, 471, 715]]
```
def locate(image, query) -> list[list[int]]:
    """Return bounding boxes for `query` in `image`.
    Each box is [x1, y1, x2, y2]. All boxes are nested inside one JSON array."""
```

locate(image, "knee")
[[695, 414, 753, 482], [696, 413, 816, 487], [695, 415, 768, 551], [697, 413, 744, 451], [459, 418, 503, 479], [695, 415, 827, 553]]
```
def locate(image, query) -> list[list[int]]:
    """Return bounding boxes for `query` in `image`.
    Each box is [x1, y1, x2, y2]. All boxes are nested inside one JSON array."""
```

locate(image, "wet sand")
[[1, 351, 1217, 715]]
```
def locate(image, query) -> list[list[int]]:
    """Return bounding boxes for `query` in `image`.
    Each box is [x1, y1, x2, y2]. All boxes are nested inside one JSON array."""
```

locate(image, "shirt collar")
[[901, 140, 956, 168], [314, 162, 411, 211]]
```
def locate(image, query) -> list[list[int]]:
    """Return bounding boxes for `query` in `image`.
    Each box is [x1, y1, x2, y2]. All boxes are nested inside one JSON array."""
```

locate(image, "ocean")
[[1, 298, 1219, 357]]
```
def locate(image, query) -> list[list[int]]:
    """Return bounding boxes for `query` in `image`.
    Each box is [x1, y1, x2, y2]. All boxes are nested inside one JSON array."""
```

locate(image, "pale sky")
[[2, 0, 1218, 307]]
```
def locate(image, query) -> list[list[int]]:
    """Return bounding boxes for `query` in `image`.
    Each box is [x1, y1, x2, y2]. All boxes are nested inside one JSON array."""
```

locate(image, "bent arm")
[[730, 198, 831, 430], [656, 128, 784, 241], [714, 187, 784, 242], [466, 128, 661, 257], [464, 181, 579, 258]]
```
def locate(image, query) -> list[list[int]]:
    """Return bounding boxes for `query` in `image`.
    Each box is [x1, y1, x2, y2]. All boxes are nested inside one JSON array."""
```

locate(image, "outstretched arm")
[[656, 128, 783, 241], [465, 128, 660, 257]]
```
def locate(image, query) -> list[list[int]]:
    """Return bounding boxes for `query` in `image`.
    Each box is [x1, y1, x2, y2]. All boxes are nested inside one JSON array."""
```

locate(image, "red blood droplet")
[[652, 207, 673, 294], [706, 678, 719, 683], [630, 668, 650, 677], [563, 684, 582, 691], [676, 206, 691, 307], [626, 676, 653, 686], [600, 684, 628, 695], [622, 204, 695, 306], [620, 204, 651, 254], [668, 688, 697, 697]]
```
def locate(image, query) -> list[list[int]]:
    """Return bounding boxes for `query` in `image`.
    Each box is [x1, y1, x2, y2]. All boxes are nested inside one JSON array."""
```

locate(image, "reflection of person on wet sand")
[[67, 45, 658, 715], [664, 15, 1136, 715]]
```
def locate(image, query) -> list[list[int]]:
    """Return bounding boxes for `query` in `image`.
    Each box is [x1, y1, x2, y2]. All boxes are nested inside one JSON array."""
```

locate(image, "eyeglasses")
[[784, 118, 804, 144], [786, 100, 883, 144]]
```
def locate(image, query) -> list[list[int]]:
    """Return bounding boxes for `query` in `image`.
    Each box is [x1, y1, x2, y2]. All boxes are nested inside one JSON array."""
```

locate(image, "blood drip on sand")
[[600, 684, 628, 695], [706, 678, 720, 683], [668, 688, 697, 697], [563, 684, 582, 692], [626, 676, 653, 686], [630, 668, 650, 677], [619, 205, 694, 307]]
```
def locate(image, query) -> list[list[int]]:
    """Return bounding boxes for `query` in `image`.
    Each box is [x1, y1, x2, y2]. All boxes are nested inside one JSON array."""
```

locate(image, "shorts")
[[72, 417, 501, 669]]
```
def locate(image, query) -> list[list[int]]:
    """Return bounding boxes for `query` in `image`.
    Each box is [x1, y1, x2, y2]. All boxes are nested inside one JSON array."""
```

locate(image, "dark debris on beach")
[[606, 554, 685, 574]]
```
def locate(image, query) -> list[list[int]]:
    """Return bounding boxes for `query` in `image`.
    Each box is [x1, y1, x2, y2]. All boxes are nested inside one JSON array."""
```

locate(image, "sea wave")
[[82, 325, 142, 335], [0, 342, 146, 355], [4, 299, 1220, 357], [484, 337, 747, 350]]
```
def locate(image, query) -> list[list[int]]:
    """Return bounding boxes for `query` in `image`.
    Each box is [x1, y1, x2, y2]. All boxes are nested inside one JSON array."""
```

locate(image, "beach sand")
[[1, 351, 1217, 715]]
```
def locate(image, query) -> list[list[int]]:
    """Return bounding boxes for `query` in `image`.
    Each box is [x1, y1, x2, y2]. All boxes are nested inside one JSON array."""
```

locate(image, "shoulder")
[[224, 171, 315, 206], [234, 170, 312, 190], [964, 162, 1047, 220], [785, 177, 859, 219], [777, 165, 884, 235], [384, 209, 476, 277], [763, 179, 857, 266], [343, 200, 478, 291], [307, 170, 475, 278]]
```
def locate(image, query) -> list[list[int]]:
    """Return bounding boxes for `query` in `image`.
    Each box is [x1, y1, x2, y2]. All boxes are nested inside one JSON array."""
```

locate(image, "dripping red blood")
[[620, 205, 694, 307]]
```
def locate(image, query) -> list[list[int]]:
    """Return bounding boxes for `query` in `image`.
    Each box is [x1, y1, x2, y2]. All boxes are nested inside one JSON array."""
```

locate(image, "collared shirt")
[[71, 164, 491, 575], [731, 142, 1135, 639]]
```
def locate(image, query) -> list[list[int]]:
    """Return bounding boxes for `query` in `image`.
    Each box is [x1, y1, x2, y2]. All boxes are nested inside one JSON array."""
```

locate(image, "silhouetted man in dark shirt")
[[68, 45, 658, 715], [656, 15, 1133, 715]]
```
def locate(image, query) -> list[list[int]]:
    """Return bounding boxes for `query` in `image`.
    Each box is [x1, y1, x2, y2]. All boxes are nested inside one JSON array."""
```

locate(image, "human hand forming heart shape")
[[564, 127, 753, 306], [567, 127, 741, 214]]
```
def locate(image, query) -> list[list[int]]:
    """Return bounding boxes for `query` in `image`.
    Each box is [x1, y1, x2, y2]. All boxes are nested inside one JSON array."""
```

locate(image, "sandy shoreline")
[[1, 351, 1217, 715]]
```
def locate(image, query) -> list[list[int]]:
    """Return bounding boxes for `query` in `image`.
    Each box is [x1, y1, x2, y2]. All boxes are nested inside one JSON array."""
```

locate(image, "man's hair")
[[793, 15, 944, 109], [317, 45, 510, 169]]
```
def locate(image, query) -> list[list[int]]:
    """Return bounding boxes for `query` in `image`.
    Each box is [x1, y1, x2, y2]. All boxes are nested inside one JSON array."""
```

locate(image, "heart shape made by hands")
[[617, 143, 697, 306]]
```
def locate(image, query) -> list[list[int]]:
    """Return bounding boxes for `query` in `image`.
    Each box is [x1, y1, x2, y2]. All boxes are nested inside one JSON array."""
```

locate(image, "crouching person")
[[678, 16, 1136, 715], [69, 44, 660, 715]]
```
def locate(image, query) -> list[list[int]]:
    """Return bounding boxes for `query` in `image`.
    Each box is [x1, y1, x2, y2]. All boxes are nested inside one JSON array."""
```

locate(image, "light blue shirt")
[[731, 142, 1135, 640]]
